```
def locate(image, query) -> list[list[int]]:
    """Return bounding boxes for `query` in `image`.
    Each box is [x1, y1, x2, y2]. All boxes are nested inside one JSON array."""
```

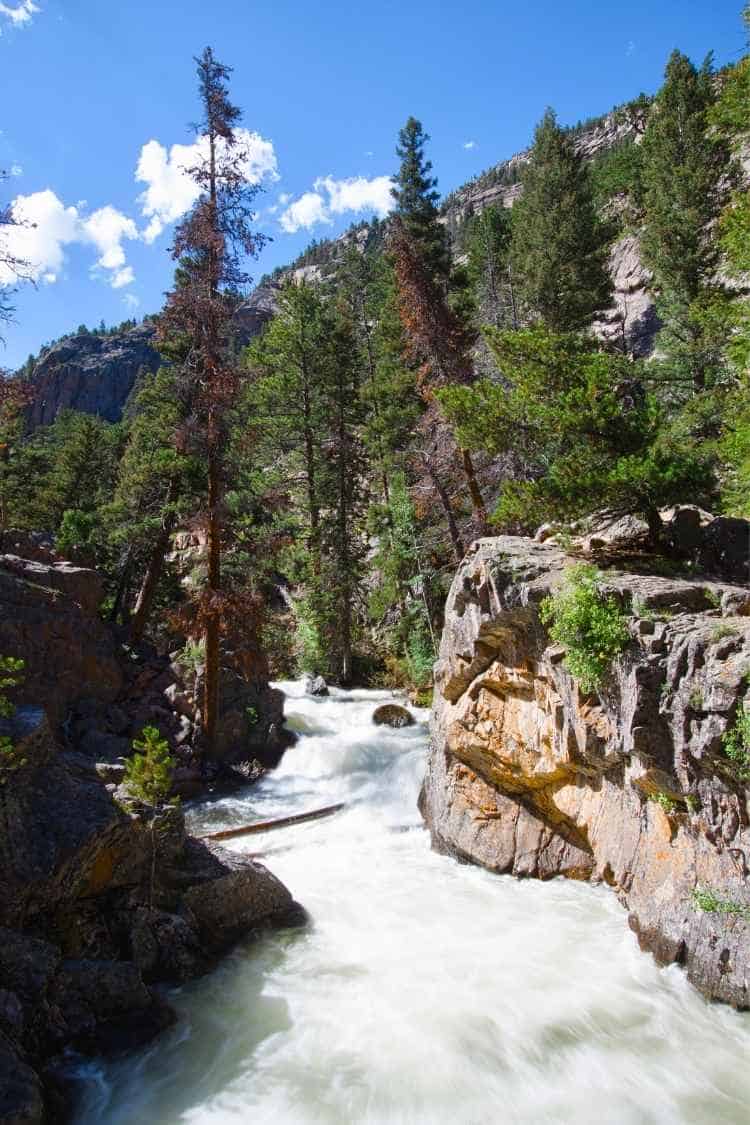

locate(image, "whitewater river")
[[77, 681, 750, 1124]]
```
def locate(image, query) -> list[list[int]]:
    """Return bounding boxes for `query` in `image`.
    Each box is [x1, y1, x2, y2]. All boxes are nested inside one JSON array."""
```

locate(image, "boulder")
[[697, 516, 750, 585], [0, 559, 122, 725], [373, 704, 415, 728], [304, 674, 329, 697], [0, 712, 303, 1117]]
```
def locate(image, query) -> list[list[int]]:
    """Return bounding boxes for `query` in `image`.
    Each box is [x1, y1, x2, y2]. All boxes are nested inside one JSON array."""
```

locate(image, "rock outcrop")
[[0, 710, 302, 1123], [420, 535, 750, 1007], [0, 545, 289, 777], [26, 324, 161, 428]]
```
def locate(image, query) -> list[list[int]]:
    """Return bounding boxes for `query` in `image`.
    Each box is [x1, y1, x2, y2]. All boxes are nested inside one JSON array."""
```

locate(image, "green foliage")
[[711, 623, 738, 643], [392, 116, 451, 283], [689, 690, 704, 712], [651, 791, 677, 814], [539, 565, 629, 693], [509, 109, 612, 331], [124, 726, 175, 806], [461, 204, 517, 329], [685, 794, 700, 813], [640, 50, 730, 391], [438, 326, 715, 534], [175, 639, 205, 673], [404, 616, 435, 690], [245, 706, 259, 726], [691, 887, 750, 919], [589, 138, 644, 211], [0, 656, 26, 776], [722, 709, 750, 781]]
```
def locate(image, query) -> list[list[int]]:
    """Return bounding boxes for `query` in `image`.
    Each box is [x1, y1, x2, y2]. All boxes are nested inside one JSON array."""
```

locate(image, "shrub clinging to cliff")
[[539, 564, 629, 693]]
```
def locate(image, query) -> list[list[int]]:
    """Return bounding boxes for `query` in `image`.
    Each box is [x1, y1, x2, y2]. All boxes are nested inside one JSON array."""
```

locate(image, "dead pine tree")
[[158, 47, 267, 758]]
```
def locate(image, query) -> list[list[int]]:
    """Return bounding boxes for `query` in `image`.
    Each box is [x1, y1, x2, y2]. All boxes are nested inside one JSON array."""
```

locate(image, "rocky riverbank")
[[0, 537, 303, 1122], [420, 527, 750, 1007]]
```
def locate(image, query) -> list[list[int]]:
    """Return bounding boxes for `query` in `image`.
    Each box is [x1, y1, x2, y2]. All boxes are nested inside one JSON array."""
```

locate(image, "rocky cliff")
[[420, 532, 750, 1007], [26, 324, 162, 428], [0, 539, 303, 1122], [24, 291, 276, 430]]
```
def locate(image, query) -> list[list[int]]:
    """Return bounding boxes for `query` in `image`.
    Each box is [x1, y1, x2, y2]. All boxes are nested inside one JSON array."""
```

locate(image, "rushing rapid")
[[77, 682, 750, 1124]]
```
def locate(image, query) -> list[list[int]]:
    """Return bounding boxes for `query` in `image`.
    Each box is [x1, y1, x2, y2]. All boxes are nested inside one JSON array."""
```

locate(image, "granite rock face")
[[0, 711, 302, 1124], [26, 324, 161, 428], [420, 535, 750, 1006]]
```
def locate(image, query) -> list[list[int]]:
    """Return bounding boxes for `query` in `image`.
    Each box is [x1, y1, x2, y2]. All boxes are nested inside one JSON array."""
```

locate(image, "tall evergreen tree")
[[158, 47, 266, 757], [509, 109, 612, 331], [463, 203, 518, 329], [640, 51, 730, 390], [391, 117, 451, 285]]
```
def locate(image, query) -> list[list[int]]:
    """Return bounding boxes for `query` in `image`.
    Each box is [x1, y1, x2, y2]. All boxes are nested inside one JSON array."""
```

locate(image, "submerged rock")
[[304, 675, 329, 697], [420, 535, 750, 1007], [373, 704, 414, 728]]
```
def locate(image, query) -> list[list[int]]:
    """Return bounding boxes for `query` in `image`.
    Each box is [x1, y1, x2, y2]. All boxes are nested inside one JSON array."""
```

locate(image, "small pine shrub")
[[540, 565, 629, 693], [124, 726, 175, 806], [175, 639, 205, 674], [722, 709, 750, 781]]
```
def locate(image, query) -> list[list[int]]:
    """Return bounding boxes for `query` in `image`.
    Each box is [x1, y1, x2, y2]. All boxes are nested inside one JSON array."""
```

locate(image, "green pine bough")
[[539, 565, 629, 693], [124, 726, 175, 806]]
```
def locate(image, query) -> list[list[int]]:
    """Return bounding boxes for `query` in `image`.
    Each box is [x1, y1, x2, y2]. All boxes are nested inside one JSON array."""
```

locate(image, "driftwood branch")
[[200, 802, 345, 842]]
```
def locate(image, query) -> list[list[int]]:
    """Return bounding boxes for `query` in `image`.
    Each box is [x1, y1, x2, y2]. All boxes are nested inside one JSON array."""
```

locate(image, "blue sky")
[[1, 0, 747, 370]]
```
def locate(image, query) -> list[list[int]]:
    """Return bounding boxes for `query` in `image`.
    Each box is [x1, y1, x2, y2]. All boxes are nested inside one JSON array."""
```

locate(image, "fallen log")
[[200, 802, 345, 842]]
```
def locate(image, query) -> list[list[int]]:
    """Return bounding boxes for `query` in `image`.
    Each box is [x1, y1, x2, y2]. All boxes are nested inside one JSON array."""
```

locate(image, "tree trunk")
[[110, 545, 134, 625], [130, 483, 179, 641], [460, 447, 488, 532], [203, 434, 221, 756], [423, 454, 464, 563]]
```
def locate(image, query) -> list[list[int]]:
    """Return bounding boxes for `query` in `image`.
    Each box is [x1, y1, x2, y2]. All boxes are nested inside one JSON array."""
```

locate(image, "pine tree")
[[158, 48, 266, 757], [509, 109, 612, 331], [439, 326, 715, 541], [463, 203, 517, 329], [107, 367, 201, 637], [390, 118, 488, 537], [316, 301, 368, 683], [640, 51, 730, 390], [391, 117, 451, 285]]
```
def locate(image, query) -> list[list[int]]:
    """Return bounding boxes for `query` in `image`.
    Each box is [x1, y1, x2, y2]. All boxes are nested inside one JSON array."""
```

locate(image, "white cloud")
[[9, 164, 23, 177], [316, 175, 392, 218], [136, 127, 279, 243], [0, 1, 38, 27], [0, 190, 138, 290], [83, 204, 138, 276], [463, 140, 477, 150], [122, 292, 140, 310], [279, 174, 394, 234], [280, 191, 331, 234], [0, 189, 79, 284]]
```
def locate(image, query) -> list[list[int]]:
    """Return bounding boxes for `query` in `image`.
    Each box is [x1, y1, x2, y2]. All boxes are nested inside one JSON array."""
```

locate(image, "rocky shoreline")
[[0, 538, 303, 1123], [420, 528, 750, 1007]]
